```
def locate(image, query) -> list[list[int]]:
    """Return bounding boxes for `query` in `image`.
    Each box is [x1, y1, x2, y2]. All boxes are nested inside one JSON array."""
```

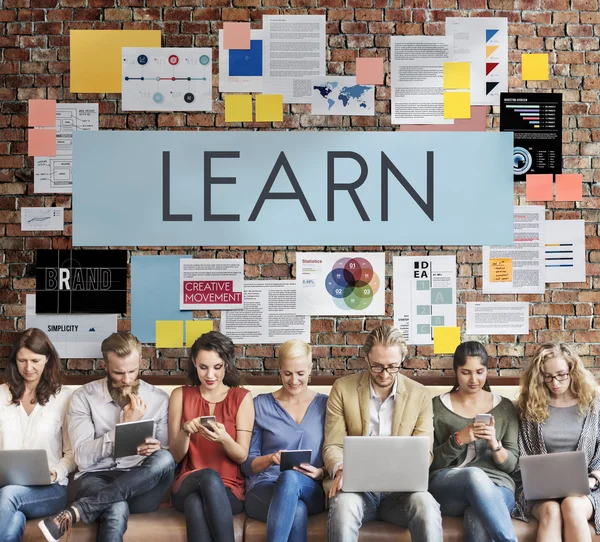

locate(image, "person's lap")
[[531, 496, 594, 521], [0, 483, 67, 518]]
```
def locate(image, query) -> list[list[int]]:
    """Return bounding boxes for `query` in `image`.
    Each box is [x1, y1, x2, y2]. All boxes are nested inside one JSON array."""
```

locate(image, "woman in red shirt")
[[168, 331, 255, 541]]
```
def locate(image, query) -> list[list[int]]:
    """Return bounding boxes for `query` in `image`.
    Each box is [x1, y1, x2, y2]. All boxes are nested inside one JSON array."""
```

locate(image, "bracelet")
[[454, 432, 464, 446], [492, 441, 503, 453]]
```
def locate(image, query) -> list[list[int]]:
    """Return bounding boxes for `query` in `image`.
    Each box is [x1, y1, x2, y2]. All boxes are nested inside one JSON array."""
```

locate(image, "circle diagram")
[[513, 146, 532, 176], [137, 55, 148, 65], [325, 257, 381, 311], [184, 93, 195, 103], [168, 55, 179, 65], [199, 55, 210, 66], [152, 92, 165, 104]]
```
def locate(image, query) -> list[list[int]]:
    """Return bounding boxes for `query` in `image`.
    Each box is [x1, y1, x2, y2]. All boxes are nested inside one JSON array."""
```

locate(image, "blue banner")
[[72, 131, 514, 246]]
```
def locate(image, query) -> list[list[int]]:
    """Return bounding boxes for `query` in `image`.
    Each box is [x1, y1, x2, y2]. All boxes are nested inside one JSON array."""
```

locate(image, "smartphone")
[[200, 416, 216, 431], [475, 413, 492, 425]]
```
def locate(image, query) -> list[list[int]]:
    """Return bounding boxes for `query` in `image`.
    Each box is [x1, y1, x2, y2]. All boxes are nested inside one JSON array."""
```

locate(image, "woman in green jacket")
[[429, 341, 519, 542]]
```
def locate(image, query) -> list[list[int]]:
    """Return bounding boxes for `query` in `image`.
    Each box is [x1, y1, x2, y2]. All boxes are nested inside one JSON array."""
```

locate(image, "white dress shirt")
[[369, 379, 398, 437], [0, 383, 75, 486], [68, 378, 169, 479]]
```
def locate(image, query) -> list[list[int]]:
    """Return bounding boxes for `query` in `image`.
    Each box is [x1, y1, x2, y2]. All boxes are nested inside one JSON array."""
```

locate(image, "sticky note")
[[433, 327, 461, 355], [223, 22, 251, 50], [255, 94, 283, 122], [444, 92, 471, 119], [70, 30, 161, 93], [186, 320, 214, 346], [225, 94, 252, 123], [29, 100, 56, 127], [522, 53, 549, 81], [443, 62, 470, 90], [356, 57, 384, 85], [28, 129, 56, 156], [526, 174, 553, 202], [555, 173, 583, 201], [489, 258, 512, 282], [156, 320, 184, 348]]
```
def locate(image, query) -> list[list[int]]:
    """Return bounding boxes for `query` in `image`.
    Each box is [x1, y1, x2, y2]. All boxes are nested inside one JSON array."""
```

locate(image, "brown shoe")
[[38, 507, 76, 541]]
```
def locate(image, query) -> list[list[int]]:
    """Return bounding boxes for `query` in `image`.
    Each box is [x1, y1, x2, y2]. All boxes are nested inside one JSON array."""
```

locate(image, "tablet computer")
[[280, 450, 312, 471], [114, 419, 156, 459]]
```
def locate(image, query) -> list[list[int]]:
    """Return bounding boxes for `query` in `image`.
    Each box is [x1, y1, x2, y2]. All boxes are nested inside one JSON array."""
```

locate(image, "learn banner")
[[72, 131, 514, 247]]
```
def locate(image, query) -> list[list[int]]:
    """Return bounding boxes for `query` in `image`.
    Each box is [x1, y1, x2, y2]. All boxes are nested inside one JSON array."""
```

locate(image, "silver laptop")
[[0, 449, 52, 487], [520, 451, 590, 501], [343, 436, 430, 492]]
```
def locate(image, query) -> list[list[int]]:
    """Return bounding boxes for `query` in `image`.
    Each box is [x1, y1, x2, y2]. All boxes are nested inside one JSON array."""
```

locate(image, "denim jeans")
[[172, 468, 243, 542], [429, 467, 517, 542], [327, 488, 442, 542], [74, 449, 175, 542], [245, 470, 325, 542], [0, 484, 67, 542]]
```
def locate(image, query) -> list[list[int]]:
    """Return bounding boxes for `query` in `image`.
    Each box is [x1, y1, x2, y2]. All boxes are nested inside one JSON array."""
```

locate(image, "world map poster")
[[311, 76, 375, 116]]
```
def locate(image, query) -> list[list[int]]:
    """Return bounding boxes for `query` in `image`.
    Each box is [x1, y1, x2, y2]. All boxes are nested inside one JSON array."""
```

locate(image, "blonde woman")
[[242, 340, 327, 542], [513, 342, 600, 542]]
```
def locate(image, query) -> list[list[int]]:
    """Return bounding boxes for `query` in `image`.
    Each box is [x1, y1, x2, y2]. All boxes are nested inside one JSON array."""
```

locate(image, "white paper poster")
[[466, 302, 529, 335], [393, 255, 457, 345], [390, 36, 454, 125], [263, 15, 326, 104], [180, 259, 244, 310], [34, 103, 98, 194], [26, 295, 117, 359], [218, 29, 264, 94], [296, 253, 385, 316], [221, 280, 310, 344], [122, 47, 212, 112], [545, 220, 586, 284], [21, 207, 64, 231], [446, 17, 508, 106], [483, 206, 545, 294], [311, 77, 374, 116]]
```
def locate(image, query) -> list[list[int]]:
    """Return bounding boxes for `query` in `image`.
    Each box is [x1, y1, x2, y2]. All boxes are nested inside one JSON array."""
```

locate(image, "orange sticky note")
[[223, 22, 251, 50], [28, 129, 56, 156], [489, 258, 512, 282], [356, 57, 384, 85], [555, 174, 582, 201], [526, 174, 553, 202], [29, 100, 56, 127]]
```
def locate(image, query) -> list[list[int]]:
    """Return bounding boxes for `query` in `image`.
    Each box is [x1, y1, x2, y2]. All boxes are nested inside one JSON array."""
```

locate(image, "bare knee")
[[536, 501, 562, 528], [561, 496, 590, 523]]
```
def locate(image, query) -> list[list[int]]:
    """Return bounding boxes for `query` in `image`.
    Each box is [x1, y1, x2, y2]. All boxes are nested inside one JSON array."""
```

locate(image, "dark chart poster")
[[500, 92, 562, 180], [36, 250, 128, 314]]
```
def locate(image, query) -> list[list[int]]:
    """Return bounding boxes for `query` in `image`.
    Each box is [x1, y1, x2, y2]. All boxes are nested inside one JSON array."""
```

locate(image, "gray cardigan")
[[430, 395, 519, 492]]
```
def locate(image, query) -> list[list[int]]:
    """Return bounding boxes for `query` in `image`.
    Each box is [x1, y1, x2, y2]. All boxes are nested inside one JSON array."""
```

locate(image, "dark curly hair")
[[5, 328, 63, 406], [187, 331, 242, 387]]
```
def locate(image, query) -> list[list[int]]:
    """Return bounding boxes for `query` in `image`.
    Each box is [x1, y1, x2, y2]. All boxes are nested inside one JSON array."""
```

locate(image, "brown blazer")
[[322, 371, 434, 479]]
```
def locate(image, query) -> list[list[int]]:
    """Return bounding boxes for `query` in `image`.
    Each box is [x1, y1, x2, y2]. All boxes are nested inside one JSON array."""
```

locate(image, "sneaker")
[[38, 508, 76, 541]]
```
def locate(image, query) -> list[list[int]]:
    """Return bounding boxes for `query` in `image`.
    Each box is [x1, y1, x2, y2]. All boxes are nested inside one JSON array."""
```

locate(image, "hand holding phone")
[[474, 413, 492, 425], [200, 416, 217, 431]]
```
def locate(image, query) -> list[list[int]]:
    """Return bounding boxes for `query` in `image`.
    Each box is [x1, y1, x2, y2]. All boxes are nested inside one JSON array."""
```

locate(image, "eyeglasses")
[[369, 364, 401, 375], [542, 373, 570, 383]]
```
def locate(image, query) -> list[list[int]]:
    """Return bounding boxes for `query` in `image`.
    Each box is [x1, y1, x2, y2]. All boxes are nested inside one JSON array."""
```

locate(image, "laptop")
[[342, 436, 430, 492], [520, 451, 590, 501], [0, 449, 52, 487]]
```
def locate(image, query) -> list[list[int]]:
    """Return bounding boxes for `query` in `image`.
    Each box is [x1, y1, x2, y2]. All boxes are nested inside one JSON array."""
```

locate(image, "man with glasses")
[[323, 325, 442, 542]]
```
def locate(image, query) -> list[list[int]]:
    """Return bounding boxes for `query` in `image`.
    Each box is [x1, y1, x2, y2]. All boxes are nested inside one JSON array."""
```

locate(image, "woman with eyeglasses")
[[429, 341, 519, 542], [513, 342, 600, 542]]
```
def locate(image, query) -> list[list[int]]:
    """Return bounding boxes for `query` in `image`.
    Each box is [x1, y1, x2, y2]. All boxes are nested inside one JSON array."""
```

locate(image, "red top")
[[172, 385, 249, 500]]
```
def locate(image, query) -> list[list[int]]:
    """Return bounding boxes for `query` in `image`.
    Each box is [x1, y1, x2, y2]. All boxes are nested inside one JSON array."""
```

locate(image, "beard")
[[107, 377, 140, 408]]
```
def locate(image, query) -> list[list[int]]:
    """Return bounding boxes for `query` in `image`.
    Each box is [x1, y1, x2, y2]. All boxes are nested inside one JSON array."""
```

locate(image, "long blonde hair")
[[517, 342, 598, 423]]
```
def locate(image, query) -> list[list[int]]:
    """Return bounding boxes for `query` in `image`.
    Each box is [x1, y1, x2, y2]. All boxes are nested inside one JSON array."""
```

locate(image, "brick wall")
[[1, 0, 599, 378]]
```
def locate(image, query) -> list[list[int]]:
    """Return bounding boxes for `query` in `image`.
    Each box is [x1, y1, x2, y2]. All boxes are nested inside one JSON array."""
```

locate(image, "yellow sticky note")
[[443, 92, 471, 119], [225, 94, 252, 123], [186, 320, 214, 347], [433, 327, 461, 355], [255, 94, 283, 122], [489, 258, 513, 282], [522, 53, 549, 81], [156, 320, 183, 348], [70, 30, 161, 93], [443, 62, 470, 89]]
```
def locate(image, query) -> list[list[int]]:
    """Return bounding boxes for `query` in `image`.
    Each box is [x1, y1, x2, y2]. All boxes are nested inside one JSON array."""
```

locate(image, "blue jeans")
[[327, 489, 442, 542], [74, 449, 175, 542], [429, 467, 517, 542], [245, 470, 325, 542], [0, 483, 67, 542]]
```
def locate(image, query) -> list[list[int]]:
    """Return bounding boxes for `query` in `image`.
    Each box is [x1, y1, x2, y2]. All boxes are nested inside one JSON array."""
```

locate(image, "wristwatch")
[[492, 441, 503, 453]]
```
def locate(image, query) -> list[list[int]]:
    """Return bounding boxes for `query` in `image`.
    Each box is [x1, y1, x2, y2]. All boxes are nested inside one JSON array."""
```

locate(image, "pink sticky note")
[[356, 57, 384, 85], [223, 22, 251, 50], [399, 106, 487, 132], [555, 173, 583, 201], [526, 174, 553, 202], [28, 99, 56, 127], [28, 128, 56, 156]]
